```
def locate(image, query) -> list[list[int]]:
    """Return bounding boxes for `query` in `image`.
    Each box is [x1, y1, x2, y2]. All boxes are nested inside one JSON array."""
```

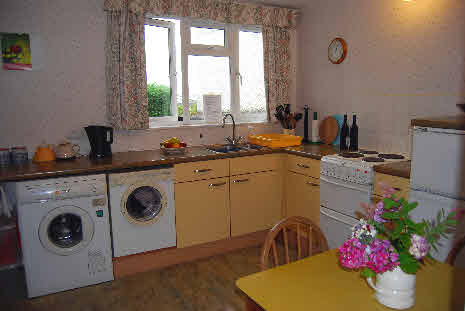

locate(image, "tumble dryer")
[[108, 168, 176, 257]]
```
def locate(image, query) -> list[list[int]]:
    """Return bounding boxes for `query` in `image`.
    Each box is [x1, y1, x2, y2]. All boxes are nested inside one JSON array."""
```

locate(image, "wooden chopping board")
[[319, 116, 339, 145]]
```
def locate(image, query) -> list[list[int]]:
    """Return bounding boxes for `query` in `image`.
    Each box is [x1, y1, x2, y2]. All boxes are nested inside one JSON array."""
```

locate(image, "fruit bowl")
[[160, 145, 188, 156]]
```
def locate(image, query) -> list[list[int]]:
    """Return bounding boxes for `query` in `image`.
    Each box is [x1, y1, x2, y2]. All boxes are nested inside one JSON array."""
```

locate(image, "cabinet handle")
[[209, 182, 226, 188], [232, 179, 249, 184], [306, 182, 319, 187], [297, 163, 310, 169], [194, 168, 212, 173]]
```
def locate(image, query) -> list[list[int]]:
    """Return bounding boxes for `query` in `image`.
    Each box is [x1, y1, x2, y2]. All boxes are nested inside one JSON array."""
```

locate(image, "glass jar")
[[0, 148, 10, 167], [11, 146, 28, 165]]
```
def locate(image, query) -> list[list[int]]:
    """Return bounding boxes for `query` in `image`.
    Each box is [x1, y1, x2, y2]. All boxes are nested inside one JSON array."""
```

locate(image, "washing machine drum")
[[39, 206, 95, 256], [123, 185, 166, 225]]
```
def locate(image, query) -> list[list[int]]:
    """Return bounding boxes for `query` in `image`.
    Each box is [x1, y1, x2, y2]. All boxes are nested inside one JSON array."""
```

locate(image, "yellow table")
[[236, 250, 465, 311]]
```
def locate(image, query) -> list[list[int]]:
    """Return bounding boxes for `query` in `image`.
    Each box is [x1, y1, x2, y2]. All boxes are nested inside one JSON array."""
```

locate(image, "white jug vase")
[[367, 266, 416, 309]]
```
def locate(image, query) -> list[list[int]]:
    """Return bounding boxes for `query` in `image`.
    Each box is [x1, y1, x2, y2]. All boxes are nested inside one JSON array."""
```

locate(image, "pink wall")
[[297, 0, 465, 153], [0, 0, 279, 156]]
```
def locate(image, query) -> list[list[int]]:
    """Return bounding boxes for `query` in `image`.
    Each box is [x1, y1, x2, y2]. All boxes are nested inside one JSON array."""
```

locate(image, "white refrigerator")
[[410, 126, 465, 267]]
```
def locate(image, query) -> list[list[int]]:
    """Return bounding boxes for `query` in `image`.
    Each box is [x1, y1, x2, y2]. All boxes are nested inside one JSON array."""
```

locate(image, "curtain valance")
[[104, 0, 298, 29]]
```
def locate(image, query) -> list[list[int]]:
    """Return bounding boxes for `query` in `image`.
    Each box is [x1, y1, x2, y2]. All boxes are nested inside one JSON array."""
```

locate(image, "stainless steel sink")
[[207, 145, 244, 153], [206, 144, 265, 153]]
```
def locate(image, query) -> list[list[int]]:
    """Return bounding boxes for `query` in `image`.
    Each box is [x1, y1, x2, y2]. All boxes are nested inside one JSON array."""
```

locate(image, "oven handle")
[[320, 175, 370, 193], [320, 208, 357, 227]]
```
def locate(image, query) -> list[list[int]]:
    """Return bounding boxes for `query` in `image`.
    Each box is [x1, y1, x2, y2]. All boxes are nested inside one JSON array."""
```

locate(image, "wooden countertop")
[[411, 116, 465, 131], [0, 144, 340, 182], [373, 160, 411, 179]]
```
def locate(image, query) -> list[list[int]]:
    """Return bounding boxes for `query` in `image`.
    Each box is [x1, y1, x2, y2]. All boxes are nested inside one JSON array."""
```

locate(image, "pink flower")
[[378, 182, 396, 198], [374, 201, 387, 223], [409, 234, 430, 260], [366, 239, 399, 274], [338, 238, 368, 269]]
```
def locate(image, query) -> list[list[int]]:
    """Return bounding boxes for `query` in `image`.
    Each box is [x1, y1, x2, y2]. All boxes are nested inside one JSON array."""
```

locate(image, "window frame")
[[145, 16, 265, 127], [145, 18, 179, 125]]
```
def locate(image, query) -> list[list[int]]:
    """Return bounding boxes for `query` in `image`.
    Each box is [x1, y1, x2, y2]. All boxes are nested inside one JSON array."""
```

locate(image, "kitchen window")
[[145, 17, 267, 127]]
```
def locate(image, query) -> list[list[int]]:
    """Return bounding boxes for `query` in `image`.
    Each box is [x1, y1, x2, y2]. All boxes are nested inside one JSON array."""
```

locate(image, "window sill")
[[148, 120, 271, 130]]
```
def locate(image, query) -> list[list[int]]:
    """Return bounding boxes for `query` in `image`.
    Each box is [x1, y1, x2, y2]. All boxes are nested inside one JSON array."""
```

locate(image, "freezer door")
[[409, 189, 465, 266], [320, 207, 359, 249], [411, 127, 465, 199]]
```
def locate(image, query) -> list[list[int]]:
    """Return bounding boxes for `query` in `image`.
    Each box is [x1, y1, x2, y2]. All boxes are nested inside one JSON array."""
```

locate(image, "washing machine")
[[108, 168, 176, 257], [11, 174, 114, 298]]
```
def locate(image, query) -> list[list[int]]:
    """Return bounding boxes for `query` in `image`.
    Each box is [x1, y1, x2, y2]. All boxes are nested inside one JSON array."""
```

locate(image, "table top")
[[236, 250, 465, 311]]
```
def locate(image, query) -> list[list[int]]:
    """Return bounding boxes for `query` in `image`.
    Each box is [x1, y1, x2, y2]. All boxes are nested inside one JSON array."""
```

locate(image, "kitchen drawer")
[[287, 155, 320, 178], [174, 159, 229, 183], [374, 173, 409, 199], [230, 154, 281, 176]]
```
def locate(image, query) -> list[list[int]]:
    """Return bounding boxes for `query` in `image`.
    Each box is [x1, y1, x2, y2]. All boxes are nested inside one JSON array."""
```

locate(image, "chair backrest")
[[260, 216, 329, 271], [446, 235, 465, 266]]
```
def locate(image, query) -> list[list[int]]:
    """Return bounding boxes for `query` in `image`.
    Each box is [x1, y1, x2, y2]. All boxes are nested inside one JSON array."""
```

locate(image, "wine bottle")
[[340, 114, 349, 150], [349, 114, 358, 151]]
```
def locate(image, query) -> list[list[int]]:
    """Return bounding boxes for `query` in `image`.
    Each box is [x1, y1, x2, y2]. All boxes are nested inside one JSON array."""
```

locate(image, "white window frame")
[[145, 18, 179, 126], [145, 16, 265, 126]]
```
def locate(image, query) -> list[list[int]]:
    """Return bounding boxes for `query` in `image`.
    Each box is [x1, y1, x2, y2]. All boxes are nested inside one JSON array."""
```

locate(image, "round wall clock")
[[328, 38, 347, 64]]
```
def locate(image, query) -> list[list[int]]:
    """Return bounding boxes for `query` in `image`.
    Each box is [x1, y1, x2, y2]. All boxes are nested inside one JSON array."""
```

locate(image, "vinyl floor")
[[2, 246, 265, 311]]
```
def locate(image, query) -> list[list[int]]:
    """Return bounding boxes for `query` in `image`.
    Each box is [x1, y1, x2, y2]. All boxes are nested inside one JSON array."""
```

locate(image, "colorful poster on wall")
[[1, 33, 32, 70]]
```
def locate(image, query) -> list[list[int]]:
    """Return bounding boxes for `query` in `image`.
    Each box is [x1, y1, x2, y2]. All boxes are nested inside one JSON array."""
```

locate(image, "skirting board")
[[113, 230, 269, 279]]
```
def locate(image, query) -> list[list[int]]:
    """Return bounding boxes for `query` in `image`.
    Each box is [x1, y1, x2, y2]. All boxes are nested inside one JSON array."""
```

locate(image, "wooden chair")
[[260, 216, 329, 271], [446, 235, 465, 266]]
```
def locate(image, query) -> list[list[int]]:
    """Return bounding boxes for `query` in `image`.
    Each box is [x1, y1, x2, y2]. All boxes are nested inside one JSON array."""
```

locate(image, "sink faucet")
[[222, 113, 243, 145]]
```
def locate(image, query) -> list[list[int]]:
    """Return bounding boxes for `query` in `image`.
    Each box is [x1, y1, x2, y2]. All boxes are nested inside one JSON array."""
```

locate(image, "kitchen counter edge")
[[0, 144, 339, 182]]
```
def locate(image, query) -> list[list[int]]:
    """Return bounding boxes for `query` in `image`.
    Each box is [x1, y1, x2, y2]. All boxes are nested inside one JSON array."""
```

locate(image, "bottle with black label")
[[340, 114, 349, 150], [349, 114, 358, 151]]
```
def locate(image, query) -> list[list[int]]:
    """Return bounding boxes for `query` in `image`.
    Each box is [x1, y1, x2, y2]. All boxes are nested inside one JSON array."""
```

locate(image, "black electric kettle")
[[85, 126, 113, 158]]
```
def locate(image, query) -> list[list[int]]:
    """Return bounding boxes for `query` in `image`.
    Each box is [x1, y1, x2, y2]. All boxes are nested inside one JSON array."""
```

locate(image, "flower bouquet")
[[338, 183, 460, 309]]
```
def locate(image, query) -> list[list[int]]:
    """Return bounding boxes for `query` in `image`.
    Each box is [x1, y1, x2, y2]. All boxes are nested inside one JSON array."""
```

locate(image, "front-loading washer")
[[108, 167, 176, 257], [11, 174, 114, 298]]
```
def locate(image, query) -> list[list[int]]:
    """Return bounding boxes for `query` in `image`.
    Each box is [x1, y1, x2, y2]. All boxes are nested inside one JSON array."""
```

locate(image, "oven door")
[[320, 207, 359, 249], [320, 175, 371, 218]]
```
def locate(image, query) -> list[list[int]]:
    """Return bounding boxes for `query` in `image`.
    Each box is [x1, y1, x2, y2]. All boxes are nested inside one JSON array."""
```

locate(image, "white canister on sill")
[[311, 112, 320, 143]]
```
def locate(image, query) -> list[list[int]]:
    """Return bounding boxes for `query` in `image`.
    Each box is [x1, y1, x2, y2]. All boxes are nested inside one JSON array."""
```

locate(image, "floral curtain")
[[105, 4, 148, 130], [104, 0, 298, 127], [262, 26, 291, 122]]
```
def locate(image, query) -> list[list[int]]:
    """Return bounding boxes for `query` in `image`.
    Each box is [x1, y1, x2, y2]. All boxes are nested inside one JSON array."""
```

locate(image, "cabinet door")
[[285, 171, 320, 225], [230, 171, 283, 237], [175, 178, 230, 248]]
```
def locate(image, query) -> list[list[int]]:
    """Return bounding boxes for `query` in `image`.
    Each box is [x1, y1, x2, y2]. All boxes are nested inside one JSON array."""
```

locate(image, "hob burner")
[[359, 150, 378, 155], [362, 157, 385, 163], [339, 152, 364, 158], [378, 154, 405, 160]]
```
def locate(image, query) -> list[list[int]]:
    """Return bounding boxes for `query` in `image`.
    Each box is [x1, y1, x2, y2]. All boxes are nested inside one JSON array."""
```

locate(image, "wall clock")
[[328, 38, 347, 64]]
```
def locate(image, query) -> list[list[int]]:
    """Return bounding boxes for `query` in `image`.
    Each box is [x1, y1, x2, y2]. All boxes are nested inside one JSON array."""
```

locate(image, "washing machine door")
[[122, 182, 167, 226], [39, 206, 95, 256]]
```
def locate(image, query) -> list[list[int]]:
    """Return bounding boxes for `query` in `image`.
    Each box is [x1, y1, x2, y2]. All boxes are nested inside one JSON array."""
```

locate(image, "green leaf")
[[399, 252, 419, 274], [361, 268, 376, 278], [382, 211, 400, 220], [383, 198, 400, 210], [392, 221, 404, 239], [400, 234, 411, 249]]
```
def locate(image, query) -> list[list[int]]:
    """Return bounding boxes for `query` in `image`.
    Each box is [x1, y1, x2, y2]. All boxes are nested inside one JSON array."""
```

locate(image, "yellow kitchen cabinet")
[[230, 170, 283, 237], [287, 154, 320, 178], [285, 171, 320, 225], [230, 154, 282, 176], [174, 159, 229, 183], [175, 177, 230, 248]]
